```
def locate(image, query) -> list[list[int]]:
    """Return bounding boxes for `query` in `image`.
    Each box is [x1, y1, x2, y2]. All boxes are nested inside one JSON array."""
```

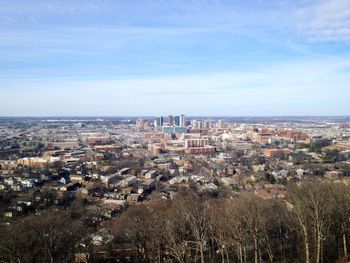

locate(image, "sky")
[[0, 0, 350, 116]]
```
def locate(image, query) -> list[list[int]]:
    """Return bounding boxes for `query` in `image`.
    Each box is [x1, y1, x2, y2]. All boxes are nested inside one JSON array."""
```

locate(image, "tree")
[[0, 210, 89, 263], [28, 210, 87, 263], [342, 166, 350, 176], [329, 183, 350, 261], [289, 182, 333, 263], [114, 204, 152, 262], [207, 199, 232, 263]]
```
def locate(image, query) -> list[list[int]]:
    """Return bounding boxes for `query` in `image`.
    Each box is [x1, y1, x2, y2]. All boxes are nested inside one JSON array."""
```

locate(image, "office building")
[[204, 120, 211, 129], [185, 138, 209, 148], [156, 116, 164, 127], [180, 114, 186, 127], [136, 118, 144, 129], [217, 119, 227, 129], [162, 126, 188, 134], [186, 146, 216, 154], [174, 116, 180, 126], [168, 115, 174, 126], [192, 120, 204, 129]]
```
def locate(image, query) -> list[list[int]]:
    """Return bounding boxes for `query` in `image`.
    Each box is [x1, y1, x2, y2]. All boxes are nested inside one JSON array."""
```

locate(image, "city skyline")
[[1, 0, 350, 116]]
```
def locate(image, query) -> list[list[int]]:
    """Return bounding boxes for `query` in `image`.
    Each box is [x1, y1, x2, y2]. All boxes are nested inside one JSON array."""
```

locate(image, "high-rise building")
[[180, 114, 186, 127], [174, 116, 180, 126], [157, 114, 184, 127], [192, 120, 203, 129], [168, 115, 174, 126], [136, 118, 144, 129], [204, 119, 211, 129], [217, 119, 227, 129], [156, 116, 164, 127]]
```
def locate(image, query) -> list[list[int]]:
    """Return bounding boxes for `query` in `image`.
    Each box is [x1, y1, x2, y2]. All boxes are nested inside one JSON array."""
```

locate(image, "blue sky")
[[0, 0, 350, 116]]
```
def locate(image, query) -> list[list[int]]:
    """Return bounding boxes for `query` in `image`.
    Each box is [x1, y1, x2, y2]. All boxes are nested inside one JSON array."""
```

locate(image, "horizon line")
[[1, 115, 350, 118]]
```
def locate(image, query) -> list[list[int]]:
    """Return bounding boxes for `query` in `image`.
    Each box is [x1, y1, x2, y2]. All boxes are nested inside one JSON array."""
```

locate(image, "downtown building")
[[185, 138, 216, 154]]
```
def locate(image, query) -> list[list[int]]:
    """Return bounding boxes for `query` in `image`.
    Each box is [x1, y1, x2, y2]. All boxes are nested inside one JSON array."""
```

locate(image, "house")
[[118, 176, 137, 188], [221, 177, 238, 186], [91, 228, 114, 246], [324, 171, 341, 181], [119, 168, 131, 176], [121, 187, 133, 195], [100, 173, 118, 184], [101, 200, 127, 218], [169, 176, 189, 185], [264, 149, 291, 157], [252, 164, 265, 173], [59, 176, 70, 185], [296, 168, 305, 178], [13, 201, 32, 213], [21, 179, 35, 188], [3, 210, 13, 218], [4, 177, 14, 186], [12, 184, 22, 191], [127, 193, 142, 203], [70, 175, 84, 182], [142, 179, 156, 191], [179, 166, 188, 174], [76, 187, 90, 196], [235, 166, 250, 175], [144, 170, 157, 180], [60, 182, 82, 192], [272, 170, 289, 180]]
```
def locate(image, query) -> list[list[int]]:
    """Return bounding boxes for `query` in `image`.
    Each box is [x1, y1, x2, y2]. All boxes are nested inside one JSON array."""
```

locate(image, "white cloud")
[[0, 0, 108, 15], [1, 56, 350, 116], [297, 0, 350, 41]]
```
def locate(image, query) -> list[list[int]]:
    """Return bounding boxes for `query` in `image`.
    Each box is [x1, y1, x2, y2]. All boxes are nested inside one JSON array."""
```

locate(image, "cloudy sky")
[[0, 0, 350, 116]]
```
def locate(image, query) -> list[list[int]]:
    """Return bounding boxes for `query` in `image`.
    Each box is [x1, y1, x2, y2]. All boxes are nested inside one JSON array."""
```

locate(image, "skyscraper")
[[180, 114, 186, 127], [156, 116, 164, 127], [168, 115, 174, 126], [174, 116, 180, 126]]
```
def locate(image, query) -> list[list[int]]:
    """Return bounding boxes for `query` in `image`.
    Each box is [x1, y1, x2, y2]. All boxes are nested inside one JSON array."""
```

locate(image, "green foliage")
[[296, 143, 310, 149], [321, 153, 336, 163], [309, 144, 322, 153], [321, 150, 340, 163], [342, 166, 350, 176], [36, 142, 45, 151]]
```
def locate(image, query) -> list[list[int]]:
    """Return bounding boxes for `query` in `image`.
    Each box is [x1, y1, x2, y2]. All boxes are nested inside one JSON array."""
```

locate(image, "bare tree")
[[0, 209, 88, 263], [289, 182, 333, 263], [329, 183, 350, 261]]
